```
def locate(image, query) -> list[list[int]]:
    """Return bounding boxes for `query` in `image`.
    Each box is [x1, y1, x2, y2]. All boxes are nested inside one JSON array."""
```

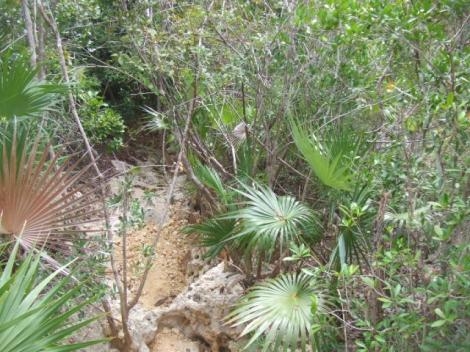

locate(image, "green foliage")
[[0, 54, 65, 120], [42, 0, 470, 350], [331, 190, 375, 269], [290, 119, 360, 192], [0, 241, 105, 352], [142, 106, 169, 132], [227, 183, 315, 254], [190, 157, 232, 206], [227, 273, 328, 352], [422, 245, 470, 350], [283, 243, 311, 263], [351, 241, 470, 352], [79, 87, 125, 152], [184, 218, 237, 259]]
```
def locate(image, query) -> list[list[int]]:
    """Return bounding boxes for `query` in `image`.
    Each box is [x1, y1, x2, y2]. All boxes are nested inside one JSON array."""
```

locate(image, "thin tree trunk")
[[37, 2, 102, 178], [37, 3, 135, 350], [368, 191, 391, 325], [37, 16, 46, 79], [22, 0, 37, 67]]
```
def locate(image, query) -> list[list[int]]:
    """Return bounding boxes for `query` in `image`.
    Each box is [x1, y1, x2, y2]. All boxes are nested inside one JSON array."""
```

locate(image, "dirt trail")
[[116, 208, 201, 352], [74, 151, 230, 352], [109, 161, 205, 351], [121, 208, 195, 309]]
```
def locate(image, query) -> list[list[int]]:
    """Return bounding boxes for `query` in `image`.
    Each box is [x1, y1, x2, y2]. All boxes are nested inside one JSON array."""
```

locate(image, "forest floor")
[[77, 150, 209, 352], [109, 159, 204, 352], [115, 211, 203, 352], [120, 220, 202, 352]]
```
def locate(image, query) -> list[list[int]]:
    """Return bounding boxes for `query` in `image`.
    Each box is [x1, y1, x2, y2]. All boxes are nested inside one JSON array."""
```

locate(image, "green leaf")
[[290, 118, 353, 191], [430, 319, 447, 328], [226, 182, 314, 252], [0, 55, 65, 119], [434, 308, 446, 319], [378, 297, 392, 303], [226, 273, 328, 351], [434, 225, 443, 237], [0, 240, 104, 351], [183, 217, 237, 259], [361, 276, 376, 289]]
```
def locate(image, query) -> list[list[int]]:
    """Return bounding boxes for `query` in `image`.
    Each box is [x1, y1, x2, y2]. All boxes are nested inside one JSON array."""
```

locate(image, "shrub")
[[80, 95, 125, 152]]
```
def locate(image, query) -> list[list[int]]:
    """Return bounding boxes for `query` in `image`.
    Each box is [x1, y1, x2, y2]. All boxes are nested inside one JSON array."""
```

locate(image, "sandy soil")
[[76, 157, 209, 352], [115, 206, 194, 309], [110, 172, 205, 351], [151, 327, 201, 352]]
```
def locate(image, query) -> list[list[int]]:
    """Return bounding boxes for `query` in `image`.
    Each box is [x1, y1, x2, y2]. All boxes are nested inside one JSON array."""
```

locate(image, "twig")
[[128, 88, 196, 309], [37, 2, 102, 179], [38, 1, 125, 344]]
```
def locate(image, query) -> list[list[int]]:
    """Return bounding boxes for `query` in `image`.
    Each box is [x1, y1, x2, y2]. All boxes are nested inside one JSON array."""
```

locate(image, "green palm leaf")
[[290, 118, 353, 192], [329, 187, 374, 269], [0, 55, 65, 119], [227, 183, 313, 252], [227, 273, 325, 351], [183, 217, 237, 259], [190, 156, 229, 203], [0, 240, 105, 351]]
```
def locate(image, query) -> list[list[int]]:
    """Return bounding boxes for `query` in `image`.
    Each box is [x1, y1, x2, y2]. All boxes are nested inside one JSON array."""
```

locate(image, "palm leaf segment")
[[227, 273, 323, 351], [231, 184, 312, 251], [184, 217, 237, 259], [290, 118, 353, 192], [0, 241, 105, 352], [0, 56, 64, 119], [0, 125, 99, 254]]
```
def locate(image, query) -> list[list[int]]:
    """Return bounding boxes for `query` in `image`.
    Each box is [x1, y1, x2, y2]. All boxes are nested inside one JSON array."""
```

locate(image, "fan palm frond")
[[0, 123, 101, 256], [227, 272, 327, 351], [0, 240, 106, 352], [227, 183, 313, 252], [190, 156, 229, 203], [236, 142, 254, 180], [0, 55, 65, 119], [330, 187, 374, 269], [290, 118, 354, 192], [183, 217, 237, 259], [141, 106, 169, 132], [330, 231, 370, 270]]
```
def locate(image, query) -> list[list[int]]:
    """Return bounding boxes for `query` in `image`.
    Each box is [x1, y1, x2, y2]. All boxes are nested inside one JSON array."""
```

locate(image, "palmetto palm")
[[227, 183, 314, 255], [184, 217, 238, 259], [291, 118, 374, 269], [0, 240, 105, 352], [227, 272, 328, 351], [0, 123, 100, 261], [290, 118, 359, 192], [0, 55, 64, 120], [0, 53, 103, 351]]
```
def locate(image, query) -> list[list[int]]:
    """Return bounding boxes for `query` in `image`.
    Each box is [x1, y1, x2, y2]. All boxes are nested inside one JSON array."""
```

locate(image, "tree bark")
[[21, 0, 37, 67], [37, 16, 46, 79]]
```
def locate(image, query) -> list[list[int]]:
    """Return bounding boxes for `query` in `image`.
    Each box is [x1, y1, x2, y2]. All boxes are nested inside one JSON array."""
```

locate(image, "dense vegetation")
[[0, 0, 469, 351]]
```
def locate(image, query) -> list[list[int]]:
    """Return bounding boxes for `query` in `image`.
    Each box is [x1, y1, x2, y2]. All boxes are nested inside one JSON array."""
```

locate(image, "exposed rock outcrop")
[[100, 263, 244, 352], [155, 262, 245, 351]]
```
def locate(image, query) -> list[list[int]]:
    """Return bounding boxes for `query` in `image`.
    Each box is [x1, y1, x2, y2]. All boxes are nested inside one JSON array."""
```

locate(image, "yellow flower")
[[385, 81, 396, 93]]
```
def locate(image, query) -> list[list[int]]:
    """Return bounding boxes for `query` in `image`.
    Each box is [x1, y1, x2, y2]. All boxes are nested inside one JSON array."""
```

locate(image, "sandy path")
[[110, 168, 204, 351]]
